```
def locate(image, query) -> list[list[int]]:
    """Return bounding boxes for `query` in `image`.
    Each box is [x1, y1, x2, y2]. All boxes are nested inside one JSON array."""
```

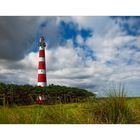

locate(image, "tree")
[[0, 83, 7, 105]]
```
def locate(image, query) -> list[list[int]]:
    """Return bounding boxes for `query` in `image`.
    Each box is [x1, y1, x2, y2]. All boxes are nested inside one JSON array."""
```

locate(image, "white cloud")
[[86, 35, 137, 63], [76, 34, 84, 45], [1, 16, 140, 96], [0, 52, 38, 85]]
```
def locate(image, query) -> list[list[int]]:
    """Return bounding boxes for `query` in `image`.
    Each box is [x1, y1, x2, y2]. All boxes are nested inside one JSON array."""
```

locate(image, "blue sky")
[[0, 16, 140, 96]]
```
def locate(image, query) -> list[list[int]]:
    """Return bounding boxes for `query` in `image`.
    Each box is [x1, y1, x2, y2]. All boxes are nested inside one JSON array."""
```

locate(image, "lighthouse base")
[[36, 93, 46, 105]]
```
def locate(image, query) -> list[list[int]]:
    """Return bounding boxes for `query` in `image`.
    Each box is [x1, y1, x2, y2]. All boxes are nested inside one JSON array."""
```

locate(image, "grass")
[[0, 97, 139, 124], [0, 85, 140, 124], [0, 103, 94, 124]]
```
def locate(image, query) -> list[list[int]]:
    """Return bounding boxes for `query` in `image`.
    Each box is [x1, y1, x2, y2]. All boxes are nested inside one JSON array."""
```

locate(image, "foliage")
[[0, 83, 95, 106]]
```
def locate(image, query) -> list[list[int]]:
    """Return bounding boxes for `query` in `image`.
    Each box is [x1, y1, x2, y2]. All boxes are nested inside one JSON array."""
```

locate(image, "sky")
[[0, 16, 140, 96]]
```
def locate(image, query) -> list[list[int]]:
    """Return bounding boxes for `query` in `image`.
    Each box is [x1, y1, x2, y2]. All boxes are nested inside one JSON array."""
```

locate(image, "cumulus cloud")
[[0, 16, 64, 60], [0, 16, 41, 60], [0, 16, 140, 96], [0, 52, 38, 85], [76, 34, 84, 45]]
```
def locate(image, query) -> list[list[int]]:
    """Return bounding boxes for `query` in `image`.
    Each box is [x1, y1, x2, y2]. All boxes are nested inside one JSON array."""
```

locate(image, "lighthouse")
[[37, 36, 47, 87]]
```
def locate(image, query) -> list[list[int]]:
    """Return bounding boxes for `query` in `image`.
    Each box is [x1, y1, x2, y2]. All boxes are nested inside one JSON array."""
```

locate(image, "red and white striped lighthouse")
[[37, 36, 47, 87]]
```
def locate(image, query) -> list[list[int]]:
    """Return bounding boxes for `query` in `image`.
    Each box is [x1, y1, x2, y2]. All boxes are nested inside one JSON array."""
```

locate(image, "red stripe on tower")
[[39, 50, 45, 57], [37, 36, 47, 87], [38, 74, 46, 82], [38, 61, 46, 69]]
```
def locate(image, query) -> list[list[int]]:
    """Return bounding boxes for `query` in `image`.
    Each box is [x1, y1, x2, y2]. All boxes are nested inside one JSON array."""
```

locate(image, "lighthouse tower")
[[37, 36, 47, 87]]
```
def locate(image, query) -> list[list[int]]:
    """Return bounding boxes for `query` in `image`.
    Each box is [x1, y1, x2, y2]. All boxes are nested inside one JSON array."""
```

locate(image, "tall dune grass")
[[92, 85, 134, 124]]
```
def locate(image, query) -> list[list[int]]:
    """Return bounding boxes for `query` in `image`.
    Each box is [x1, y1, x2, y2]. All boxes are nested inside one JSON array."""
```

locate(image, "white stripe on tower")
[[38, 69, 46, 74], [39, 57, 45, 61], [39, 47, 45, 50], [37, 82, 46, 87], [37, 36, 47, 87]]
